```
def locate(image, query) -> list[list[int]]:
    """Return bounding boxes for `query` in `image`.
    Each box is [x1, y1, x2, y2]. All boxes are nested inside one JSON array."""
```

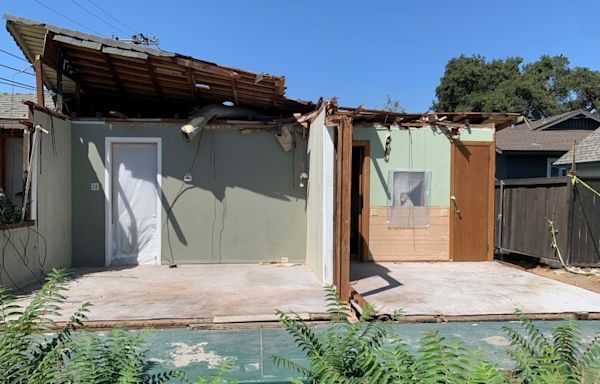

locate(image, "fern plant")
[[273, 285, 506, 384], [503, 311, 600, 384], [274, 286, 600, 384], [0, 268, 224, 384]]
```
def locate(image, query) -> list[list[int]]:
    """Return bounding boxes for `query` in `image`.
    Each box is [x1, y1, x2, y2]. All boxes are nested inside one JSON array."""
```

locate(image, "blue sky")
[[1, 0, 600, 111]]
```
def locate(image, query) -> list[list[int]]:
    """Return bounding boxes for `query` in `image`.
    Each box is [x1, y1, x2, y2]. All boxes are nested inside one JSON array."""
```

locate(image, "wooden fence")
[[494, 176, 600, 267]]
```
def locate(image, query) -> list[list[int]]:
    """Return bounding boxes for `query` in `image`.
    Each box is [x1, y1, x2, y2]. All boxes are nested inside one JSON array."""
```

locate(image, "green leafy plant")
[[0, 196, 22, 225], [0, 269, 235, 384], [274, 286, 600, 384], [503, 311, 600, 383]]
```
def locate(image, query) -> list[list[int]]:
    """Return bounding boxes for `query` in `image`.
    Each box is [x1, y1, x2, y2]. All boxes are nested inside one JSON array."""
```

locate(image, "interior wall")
[[352, 125, 493, 261], [71, 121, 307, 266], [1, 111, 72, 289], [305, 109, 334, 284]]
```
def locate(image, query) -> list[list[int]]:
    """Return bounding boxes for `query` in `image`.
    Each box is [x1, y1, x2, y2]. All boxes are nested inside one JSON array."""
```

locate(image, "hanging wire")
[[86, 0, 137, 34], [0, 48, 29, 62], [67, 0, 130, 36], [0, 63, 34, 76], [31, 0, 103, 35]]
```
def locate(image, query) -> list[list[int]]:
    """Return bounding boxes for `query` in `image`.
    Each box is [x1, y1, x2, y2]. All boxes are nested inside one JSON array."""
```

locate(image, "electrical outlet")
[[183, 173, 192, 183], [280, 257, 289, 263], [440, 209, 449, 217], [370, 208, 378, 216], [90, 183, 99, 191]]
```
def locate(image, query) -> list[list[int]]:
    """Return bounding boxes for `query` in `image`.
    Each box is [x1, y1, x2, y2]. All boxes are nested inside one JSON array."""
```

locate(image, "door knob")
[[451, 195, 456, 201]]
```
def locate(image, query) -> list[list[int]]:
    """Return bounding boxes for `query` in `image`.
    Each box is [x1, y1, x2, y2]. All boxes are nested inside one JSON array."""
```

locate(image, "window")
[[387, 170, 431, 228], [547, 157, 566, 177], [0, 131, 25, 224]]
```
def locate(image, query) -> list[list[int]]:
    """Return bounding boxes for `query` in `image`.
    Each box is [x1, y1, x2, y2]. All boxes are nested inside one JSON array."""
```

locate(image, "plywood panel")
[[367, 206, 450, 261]]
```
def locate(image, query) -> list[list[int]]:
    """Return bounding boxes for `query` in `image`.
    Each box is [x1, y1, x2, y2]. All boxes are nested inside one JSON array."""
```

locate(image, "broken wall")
[[0, 111, 72, 289], [305, 109, 335, 284], [353, 126, 493, 261], [71, 121, 307, 266]]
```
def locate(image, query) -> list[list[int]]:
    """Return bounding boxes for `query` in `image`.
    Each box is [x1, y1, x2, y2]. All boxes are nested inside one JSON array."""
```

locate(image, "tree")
[[380, 94, 405, 113], [432, 54, 600, 119]]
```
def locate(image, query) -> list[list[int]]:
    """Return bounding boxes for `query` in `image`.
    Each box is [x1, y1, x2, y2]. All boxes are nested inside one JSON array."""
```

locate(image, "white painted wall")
[[305, 109, 335, 284]]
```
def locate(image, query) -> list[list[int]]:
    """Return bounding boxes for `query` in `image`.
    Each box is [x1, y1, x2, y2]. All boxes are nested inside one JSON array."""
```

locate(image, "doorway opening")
[[350, 141, 370, 262], [105, 137, 162, 266]]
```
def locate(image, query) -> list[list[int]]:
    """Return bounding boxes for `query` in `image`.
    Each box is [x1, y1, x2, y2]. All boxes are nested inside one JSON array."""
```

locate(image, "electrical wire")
[[0, 76, 35, 89], [0, 63, 35, 76], [0, 80, 34, 91], [0, 49, 29, 62], [31, 0, 103, 35], [163, 128, 204, 265], [67, 0, 130, 36], [86, 0, 137, 34]]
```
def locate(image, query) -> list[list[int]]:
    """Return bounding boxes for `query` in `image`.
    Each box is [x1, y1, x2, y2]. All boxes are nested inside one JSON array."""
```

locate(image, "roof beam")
[[103, 54, 126, 97], [145, 61, 164, 100], [174, 58, 240, 79]]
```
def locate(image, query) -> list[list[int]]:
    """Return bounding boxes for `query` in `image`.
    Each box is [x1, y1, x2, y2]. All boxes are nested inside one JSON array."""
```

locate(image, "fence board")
[[494, 177, 592, 265]]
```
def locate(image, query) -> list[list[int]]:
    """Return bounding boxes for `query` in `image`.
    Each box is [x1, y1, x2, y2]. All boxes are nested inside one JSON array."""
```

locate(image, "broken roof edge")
[[3, 14, 287, 88], [336, 106, 521, 129]]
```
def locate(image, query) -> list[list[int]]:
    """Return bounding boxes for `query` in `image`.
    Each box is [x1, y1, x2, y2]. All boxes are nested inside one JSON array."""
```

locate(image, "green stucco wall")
[[2, 111, 72, 289], [353, 126, 494, 207], [71, 122, 307, 266]]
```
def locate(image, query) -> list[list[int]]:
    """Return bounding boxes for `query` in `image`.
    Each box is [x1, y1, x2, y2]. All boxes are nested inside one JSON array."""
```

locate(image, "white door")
[[109, 142, 160, 265]]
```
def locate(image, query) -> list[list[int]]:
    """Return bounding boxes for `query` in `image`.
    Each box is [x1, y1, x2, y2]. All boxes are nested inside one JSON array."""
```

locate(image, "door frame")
[[449, 140, 495, 262], [352, 140, 371, 262], [104, 137, 162, 266]]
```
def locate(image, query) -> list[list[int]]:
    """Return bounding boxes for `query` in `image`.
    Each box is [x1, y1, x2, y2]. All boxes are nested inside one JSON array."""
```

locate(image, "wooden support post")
[[56, 52, 63, 113], [34, 54, 44, 106], [75, 81, 81, 113], [333, 115, 353, 302]]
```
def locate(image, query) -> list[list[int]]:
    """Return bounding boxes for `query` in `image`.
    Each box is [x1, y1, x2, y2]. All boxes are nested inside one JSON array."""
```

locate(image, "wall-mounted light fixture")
[[299, 172, 308, 188]]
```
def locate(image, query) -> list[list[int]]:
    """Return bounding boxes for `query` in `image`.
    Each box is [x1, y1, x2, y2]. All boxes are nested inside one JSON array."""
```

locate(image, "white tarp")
[[111, 143, 158, 265]]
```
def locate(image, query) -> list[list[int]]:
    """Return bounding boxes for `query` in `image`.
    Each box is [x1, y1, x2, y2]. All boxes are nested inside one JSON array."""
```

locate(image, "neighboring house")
[[495, 109, 600, 179], [2, 15, 519, 302], [0, 93, 53, 206], [554, 126, 600, 176]]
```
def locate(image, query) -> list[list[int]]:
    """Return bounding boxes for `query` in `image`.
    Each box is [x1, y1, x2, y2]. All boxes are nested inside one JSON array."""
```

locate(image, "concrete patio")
[[351, 261, 600, 318], [14, 264, 328, 326]]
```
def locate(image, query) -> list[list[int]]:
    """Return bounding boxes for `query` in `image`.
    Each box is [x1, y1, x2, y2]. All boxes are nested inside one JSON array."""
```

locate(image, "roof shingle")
[[554, 127, 600, 165]]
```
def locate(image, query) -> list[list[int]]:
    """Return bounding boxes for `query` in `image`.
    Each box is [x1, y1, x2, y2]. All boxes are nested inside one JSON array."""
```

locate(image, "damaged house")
[[2, 15, 539, 322]]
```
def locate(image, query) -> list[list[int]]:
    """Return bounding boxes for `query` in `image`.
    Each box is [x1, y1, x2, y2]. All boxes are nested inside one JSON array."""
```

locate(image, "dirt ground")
[[528, 266, 600, 293], [502, 258, 600, 293]]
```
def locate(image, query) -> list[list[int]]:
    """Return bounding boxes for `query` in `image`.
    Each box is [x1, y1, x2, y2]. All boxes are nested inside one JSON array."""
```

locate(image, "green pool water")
[[137, 320, 600, 383]]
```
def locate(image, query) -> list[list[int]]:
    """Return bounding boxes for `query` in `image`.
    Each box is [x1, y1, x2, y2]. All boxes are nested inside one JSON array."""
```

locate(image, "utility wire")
[[0, 63, 35, 76], [0, 76, 35, 89], [0, 48, 29, 62], [0, 80, 35, 90], [31, 0, 102, 35], [67, 0, 130, 36], [86, 0, 137, 34]]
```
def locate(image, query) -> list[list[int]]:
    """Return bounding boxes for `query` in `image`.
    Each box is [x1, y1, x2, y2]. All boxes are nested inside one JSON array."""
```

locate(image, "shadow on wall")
[[72, 124, 308, 266]]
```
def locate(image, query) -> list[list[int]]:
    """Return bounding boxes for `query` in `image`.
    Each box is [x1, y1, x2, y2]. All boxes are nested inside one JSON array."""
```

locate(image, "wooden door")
[[450, 141, 494, 261]]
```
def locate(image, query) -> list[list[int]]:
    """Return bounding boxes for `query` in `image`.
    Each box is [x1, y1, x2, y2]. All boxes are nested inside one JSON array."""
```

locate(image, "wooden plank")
[[34, 55, 44, 105]]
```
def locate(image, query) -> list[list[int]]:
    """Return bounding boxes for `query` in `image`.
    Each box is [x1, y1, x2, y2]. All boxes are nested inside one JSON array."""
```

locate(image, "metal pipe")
[[180, 104, 268, 142], [497, 180, 505, 250]]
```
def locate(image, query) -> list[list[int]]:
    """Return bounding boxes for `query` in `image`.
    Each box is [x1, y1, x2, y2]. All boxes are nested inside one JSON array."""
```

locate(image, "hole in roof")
[[222, 101, 235, 107]]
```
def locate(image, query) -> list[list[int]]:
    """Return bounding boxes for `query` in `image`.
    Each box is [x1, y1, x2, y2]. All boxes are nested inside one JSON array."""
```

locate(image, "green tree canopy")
[[432, 54, 600, 119]]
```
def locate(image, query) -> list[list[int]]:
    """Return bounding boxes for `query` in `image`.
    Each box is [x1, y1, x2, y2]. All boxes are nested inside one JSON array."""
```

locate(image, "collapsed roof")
[[4, 14, 313, 117]]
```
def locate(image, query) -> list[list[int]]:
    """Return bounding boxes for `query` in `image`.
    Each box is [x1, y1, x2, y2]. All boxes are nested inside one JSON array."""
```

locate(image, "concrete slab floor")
[[14, 264, 328, 323], [351, 261, 600, 317]]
